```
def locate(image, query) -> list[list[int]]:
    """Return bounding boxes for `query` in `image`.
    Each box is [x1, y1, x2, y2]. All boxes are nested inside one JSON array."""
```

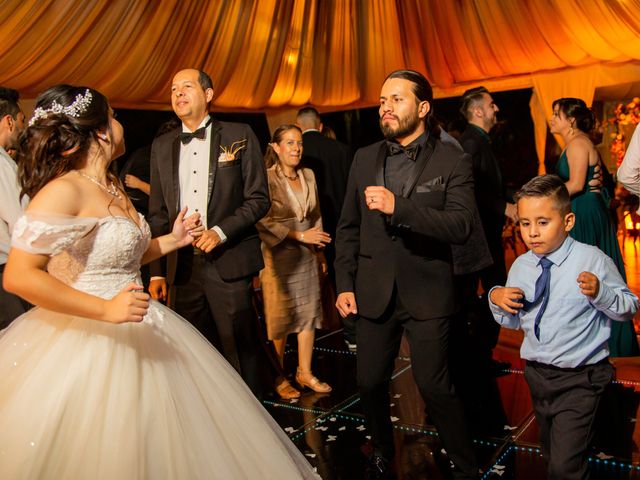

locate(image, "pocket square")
[[218, 139, 247, 162], [415, 176, 444, 193]]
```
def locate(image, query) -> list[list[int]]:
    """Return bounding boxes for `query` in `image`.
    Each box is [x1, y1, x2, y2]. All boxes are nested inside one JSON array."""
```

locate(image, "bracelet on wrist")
[[300, 232, 304, 242]]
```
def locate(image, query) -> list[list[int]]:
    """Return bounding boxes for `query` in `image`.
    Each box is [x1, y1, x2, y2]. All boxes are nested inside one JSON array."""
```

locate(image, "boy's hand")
[[577, 271, 600, 298], [490, 287, 524, 314]]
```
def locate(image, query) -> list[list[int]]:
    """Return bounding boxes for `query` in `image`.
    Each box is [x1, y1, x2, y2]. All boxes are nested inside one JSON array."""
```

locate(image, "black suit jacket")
[[300, 131, 351, 237], [458, 125, 506, 235], [148, 115, 270, 283], [334, 135, 474, 320]]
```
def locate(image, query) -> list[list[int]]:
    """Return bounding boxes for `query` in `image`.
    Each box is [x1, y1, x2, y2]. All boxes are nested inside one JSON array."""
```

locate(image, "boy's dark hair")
[[514, 174, 572, 216], [459, 86, 489, 121], [0, 87, 21, 118]]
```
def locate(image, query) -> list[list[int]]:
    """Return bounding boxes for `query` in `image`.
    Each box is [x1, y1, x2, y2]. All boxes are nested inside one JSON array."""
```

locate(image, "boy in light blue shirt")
[[489, 175, 638, 480]]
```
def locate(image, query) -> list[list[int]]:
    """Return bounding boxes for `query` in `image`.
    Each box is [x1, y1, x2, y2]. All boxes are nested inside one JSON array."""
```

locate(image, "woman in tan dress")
[[258, 125, 332, 399]]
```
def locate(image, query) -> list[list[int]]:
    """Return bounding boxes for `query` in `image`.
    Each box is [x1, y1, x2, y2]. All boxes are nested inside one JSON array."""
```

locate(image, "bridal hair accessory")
[[28, 89, 93, 126]]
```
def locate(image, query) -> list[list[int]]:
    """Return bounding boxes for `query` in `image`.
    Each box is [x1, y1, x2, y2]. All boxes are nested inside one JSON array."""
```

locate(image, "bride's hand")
[[103, 283, 150, 323], [171, 207, 204, 247]]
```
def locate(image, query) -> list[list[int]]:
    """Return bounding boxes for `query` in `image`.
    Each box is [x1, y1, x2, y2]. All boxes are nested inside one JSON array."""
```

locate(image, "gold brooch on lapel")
[[218, 139, 247, 162]]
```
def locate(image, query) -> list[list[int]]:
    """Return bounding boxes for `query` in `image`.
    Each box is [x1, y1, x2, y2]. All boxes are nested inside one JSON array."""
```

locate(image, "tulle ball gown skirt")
[[0, 302, 318, 479]]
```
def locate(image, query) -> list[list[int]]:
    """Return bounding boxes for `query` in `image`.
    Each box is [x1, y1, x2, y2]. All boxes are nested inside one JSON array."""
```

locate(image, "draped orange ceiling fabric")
[[1, 0, 640, 110]]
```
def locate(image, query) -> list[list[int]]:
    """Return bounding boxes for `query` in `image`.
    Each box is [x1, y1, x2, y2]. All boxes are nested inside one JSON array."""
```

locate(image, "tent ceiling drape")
[[2, 0, 640, 164]]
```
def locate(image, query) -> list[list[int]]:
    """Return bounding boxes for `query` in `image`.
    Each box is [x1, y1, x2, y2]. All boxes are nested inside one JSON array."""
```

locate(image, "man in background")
[[296, 107, 355, 348], [458, 87, 517, 369], [0, 87, 29, 328]]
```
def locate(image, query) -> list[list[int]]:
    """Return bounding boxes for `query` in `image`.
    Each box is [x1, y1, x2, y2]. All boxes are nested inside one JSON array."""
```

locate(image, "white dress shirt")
[[0, 147, 28, 264], [178, 117, 226, 241], [617, 123, 640, 213]]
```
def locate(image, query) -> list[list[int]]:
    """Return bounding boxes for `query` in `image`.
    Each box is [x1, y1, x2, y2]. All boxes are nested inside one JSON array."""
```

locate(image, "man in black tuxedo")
[[457, 88, 517, 369], [335, 70, 478, 479], [296, 107, 355, 346], [148, 69, 270, 398]]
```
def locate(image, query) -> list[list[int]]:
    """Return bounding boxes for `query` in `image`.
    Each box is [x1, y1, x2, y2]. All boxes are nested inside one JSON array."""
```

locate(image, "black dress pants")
[[525, 360, 613, 480], [356, 290, 478, 478], [172, 255, 264, 398]]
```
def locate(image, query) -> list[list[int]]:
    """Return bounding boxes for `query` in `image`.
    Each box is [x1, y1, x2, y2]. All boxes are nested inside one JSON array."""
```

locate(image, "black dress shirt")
[[384, 133, 427, 196]]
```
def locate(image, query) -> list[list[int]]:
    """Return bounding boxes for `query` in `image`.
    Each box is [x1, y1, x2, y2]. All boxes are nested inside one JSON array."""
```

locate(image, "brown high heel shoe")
[[295, 368, 332, 393], [275, 377, 301, 400]]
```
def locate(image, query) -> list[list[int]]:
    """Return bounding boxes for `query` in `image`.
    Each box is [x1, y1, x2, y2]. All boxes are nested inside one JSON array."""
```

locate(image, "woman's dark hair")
[[384, 69, 440, 139], [264, 124, 302, 168], [552, 97, 595, 134], [18, 85, 112, 198]]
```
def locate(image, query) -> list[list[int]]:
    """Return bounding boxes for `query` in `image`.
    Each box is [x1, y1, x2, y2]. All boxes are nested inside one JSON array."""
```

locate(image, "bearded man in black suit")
[[334, 70, 479, 479], [148, 69, 269, 398]]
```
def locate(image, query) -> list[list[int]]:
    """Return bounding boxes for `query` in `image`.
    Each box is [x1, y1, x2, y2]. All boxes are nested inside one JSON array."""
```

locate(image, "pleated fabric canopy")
[[2, 0, 640, 165]]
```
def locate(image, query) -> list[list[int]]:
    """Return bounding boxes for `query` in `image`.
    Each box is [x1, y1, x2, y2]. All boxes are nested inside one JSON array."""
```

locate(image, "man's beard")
[[486, 114, 497, 130], [380, 110, 421, 140]]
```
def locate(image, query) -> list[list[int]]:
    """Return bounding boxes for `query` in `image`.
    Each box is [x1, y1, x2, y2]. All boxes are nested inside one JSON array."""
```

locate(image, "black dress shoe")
[[364, 453, 395, 480]]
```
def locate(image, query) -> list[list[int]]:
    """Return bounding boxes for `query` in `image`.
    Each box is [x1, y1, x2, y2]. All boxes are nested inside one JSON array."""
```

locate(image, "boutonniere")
[[218, 139, 247, 162]]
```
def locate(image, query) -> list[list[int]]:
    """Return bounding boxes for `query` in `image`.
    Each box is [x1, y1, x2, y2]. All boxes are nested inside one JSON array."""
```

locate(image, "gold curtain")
[[2, 0, 640, 113]]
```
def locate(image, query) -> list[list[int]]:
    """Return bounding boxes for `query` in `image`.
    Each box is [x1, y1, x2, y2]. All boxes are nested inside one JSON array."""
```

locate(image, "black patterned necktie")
[[522, 256, 553, 340], [179, 119, 212, 145], [386, 142, 419, 161]]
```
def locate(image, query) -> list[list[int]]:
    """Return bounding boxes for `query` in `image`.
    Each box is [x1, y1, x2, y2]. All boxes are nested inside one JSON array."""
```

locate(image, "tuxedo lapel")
[[170, 137, 181, 213], [207, 116, 222, 206], [374, 143, 386, 187], [401, 135, 437, 198]]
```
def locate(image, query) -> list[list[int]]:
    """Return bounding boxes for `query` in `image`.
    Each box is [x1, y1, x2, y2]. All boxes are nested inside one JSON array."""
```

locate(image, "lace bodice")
[[12, 212, 151, 299]]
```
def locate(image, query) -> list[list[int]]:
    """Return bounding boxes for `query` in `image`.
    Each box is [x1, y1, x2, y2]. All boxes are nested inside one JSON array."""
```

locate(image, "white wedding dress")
[[0, 212, 318, 480]]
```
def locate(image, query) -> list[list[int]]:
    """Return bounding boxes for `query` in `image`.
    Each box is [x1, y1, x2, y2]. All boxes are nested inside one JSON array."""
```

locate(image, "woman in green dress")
[[551, 97, 638, 356]]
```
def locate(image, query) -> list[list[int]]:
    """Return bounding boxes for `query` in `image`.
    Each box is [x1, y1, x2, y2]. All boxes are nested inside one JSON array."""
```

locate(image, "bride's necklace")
[[76, 171, 122, 199]]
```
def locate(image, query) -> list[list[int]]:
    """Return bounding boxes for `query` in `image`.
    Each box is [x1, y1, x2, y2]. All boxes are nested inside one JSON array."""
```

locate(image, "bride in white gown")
[[0, 85, 319, 479]]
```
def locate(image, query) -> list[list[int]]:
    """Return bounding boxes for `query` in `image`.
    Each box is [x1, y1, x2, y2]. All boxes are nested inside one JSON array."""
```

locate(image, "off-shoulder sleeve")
[[11, 212, 98, 256]]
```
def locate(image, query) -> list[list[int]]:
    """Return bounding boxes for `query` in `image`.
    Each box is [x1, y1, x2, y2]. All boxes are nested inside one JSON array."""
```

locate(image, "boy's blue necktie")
[[522, 256, 553, 340]]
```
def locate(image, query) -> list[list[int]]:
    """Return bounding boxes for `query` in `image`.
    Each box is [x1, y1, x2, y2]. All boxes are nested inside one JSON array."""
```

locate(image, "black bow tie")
[[387, 142, 419, 161], [179, 119, 212, 145]]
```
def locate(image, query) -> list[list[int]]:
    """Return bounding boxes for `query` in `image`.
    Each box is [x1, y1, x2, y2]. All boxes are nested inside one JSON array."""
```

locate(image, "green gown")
[[556, 151, 639, 356]]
